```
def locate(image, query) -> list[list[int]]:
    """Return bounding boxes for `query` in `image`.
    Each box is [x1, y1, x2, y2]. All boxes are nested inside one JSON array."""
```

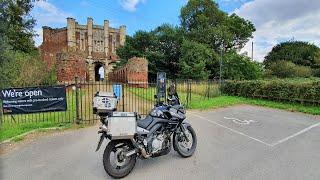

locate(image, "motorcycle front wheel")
[[174, 125, 197, 158], [103, 140, 137, 178]]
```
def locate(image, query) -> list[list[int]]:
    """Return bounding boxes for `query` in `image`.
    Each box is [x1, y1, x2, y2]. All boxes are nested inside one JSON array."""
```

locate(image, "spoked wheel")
[[174, 125, 197, 158], [103, 140, 137, 178]]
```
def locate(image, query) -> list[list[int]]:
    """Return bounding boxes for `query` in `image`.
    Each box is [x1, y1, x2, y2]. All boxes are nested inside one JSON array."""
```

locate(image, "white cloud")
[[119, 0, 145, 12], [234, 0, 320, 61], [32, 0, 72, 46]]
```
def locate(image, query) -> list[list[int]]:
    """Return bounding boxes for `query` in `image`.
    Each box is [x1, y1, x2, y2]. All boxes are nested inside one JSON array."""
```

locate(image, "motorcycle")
[[94, 91, 197, 178]]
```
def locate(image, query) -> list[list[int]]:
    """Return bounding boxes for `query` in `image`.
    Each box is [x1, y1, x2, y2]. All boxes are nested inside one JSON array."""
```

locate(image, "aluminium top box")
[[107, 112, 137, 140], [93, 91, 118, 114]]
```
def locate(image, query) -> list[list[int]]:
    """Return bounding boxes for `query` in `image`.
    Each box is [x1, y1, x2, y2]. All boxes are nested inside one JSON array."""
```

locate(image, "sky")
[[31, 0, 320, 62]]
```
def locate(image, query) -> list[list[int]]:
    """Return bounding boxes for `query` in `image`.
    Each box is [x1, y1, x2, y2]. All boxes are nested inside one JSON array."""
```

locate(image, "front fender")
[[182, 122, 191, 128]]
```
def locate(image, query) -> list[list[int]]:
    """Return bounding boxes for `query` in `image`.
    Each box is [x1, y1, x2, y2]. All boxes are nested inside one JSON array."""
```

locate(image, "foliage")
[[117, 0, 256, 80], [0, 50, 56, 88], [178, 40, 212, 79], [313, 68, 320, 77], [266, 61, 312, 78], [222, 51, 263, 80], [264, 41, 320, 68], [0, 0, 37, 53], [222, 78, 320, 104], [0, 0, 57, 88], [180, 0, 255, 51], [117, 25, 184, 79]]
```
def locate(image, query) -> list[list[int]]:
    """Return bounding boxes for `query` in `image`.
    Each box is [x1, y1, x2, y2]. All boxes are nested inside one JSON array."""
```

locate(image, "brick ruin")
[[108, 57, 148, 87], [39, 17, 126, 82]]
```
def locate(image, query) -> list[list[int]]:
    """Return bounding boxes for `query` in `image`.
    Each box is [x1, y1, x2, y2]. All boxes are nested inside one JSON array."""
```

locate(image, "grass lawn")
[[0, 121, 72, 142], [189, 96, 320, 115], [128, 87, 320, 115]]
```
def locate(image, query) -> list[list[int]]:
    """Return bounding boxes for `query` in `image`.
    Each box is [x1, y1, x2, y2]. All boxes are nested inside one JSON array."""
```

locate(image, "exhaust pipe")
[[125, 147, 151, 158], [140, 148, 151, 159], [125, 149, 138, 157]]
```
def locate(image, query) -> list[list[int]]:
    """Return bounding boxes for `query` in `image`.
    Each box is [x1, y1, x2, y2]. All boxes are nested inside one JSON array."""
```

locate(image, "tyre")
[[103, 140, 137, 178], [174, 125, 197, 158]]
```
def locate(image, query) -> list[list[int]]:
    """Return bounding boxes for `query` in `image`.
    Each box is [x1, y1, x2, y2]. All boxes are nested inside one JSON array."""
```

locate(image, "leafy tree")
[[264, 41, 320, 68], [152, 24, 184, 78], [222, 51, 263, 80], [180, 0, 255, 52], [117, 0, 257, 80], [0, 50, 54, 88], [0, 0, 57, 88], [178, 40, 213, 80], [0, 0, 37, 53], [117, 25, 184, 79]]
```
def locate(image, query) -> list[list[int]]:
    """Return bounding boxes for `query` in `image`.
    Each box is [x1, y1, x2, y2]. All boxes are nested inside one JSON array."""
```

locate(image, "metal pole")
[[122, 83, 125, 112], [251, 41, 254, 61], [219, 47, 223, 94], [75, 76, 81, 124]]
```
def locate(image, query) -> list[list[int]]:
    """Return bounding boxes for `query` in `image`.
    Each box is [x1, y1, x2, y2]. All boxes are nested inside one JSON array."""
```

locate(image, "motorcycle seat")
[[137, 115, 153, 129]]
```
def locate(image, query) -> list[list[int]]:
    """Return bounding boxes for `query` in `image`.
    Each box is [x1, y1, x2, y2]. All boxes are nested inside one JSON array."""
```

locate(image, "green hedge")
[[222, 79, 320, 104]]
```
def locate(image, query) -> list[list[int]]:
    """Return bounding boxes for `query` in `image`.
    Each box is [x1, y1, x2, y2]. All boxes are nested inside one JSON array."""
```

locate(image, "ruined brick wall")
[[40, 17, 126, 82], [56, 52, 88, 82], [108, 57, 148, 87], [39, 27, 68, 70]]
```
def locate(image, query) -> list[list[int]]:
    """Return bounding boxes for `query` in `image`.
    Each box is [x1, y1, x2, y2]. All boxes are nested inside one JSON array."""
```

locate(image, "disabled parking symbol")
[[224, 117, 256, 125]]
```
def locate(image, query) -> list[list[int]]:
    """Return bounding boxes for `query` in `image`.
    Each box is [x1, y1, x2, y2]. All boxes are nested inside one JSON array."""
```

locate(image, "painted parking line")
[[270, 121, 320, 146], [191, 113, 320, 147], [190, 113, 273, 147]]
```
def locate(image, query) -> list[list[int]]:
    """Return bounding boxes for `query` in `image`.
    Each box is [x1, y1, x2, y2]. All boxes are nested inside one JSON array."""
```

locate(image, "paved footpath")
[[1, 105, 320, 180]]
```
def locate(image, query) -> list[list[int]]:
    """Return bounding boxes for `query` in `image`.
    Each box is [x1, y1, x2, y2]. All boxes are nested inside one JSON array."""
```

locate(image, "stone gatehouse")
[[39, 17, 126, 82]]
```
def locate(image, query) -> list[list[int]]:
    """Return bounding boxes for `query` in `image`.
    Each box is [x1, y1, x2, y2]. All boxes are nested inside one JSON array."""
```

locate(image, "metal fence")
[[0, 78, 221, 125]]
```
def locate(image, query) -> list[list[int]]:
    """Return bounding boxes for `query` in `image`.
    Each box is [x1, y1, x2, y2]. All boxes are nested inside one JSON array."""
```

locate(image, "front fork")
[[179, 123, 190, 142]]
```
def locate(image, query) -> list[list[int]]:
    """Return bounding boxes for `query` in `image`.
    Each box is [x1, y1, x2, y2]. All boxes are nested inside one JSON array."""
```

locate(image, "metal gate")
[[0, 78, 220, 125]]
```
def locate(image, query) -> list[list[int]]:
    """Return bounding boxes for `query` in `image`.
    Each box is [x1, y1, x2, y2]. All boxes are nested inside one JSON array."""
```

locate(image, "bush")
[[313, 68, 320, 77], [0, 50, 56, 89], [222, 79, 320, 104], [222, 51, 263, 80], [266, 61, 313, 78]]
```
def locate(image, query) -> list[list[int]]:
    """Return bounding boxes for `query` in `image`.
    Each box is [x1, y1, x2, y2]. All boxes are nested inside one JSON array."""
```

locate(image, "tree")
[[222, 51, 263, 80], [0, 0, 57, 88], [178, 40, 213, 80], [180, 0, 255, 52], [117, 0, 257, 80], [0, 0, 37, 53], [152, 24, 184, 78], [0, 50, 56, 89], [264, 41, 320, 68], [116, 25, 184, 79]]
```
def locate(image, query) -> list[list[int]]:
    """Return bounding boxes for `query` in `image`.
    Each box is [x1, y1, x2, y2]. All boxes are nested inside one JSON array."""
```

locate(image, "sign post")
[[156, 72, 166, 104]]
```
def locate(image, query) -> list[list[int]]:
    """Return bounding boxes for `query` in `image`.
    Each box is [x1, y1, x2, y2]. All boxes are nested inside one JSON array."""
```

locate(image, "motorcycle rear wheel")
[[103, 140, 137, 178]]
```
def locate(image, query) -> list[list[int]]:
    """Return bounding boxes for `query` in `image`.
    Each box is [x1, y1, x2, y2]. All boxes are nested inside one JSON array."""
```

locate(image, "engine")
[[151, 134, 165, 154], [148, 132, 170, 155]]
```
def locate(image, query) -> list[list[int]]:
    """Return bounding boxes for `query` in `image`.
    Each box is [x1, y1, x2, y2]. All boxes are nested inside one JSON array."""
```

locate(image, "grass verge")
[[190, 96, 320, 115], [0, 122, 72, 142], [128, 87, 320, 115]]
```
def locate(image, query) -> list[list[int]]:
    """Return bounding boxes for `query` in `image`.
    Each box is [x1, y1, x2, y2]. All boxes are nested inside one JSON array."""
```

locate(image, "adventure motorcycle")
[[93, 91, 197, 178]]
